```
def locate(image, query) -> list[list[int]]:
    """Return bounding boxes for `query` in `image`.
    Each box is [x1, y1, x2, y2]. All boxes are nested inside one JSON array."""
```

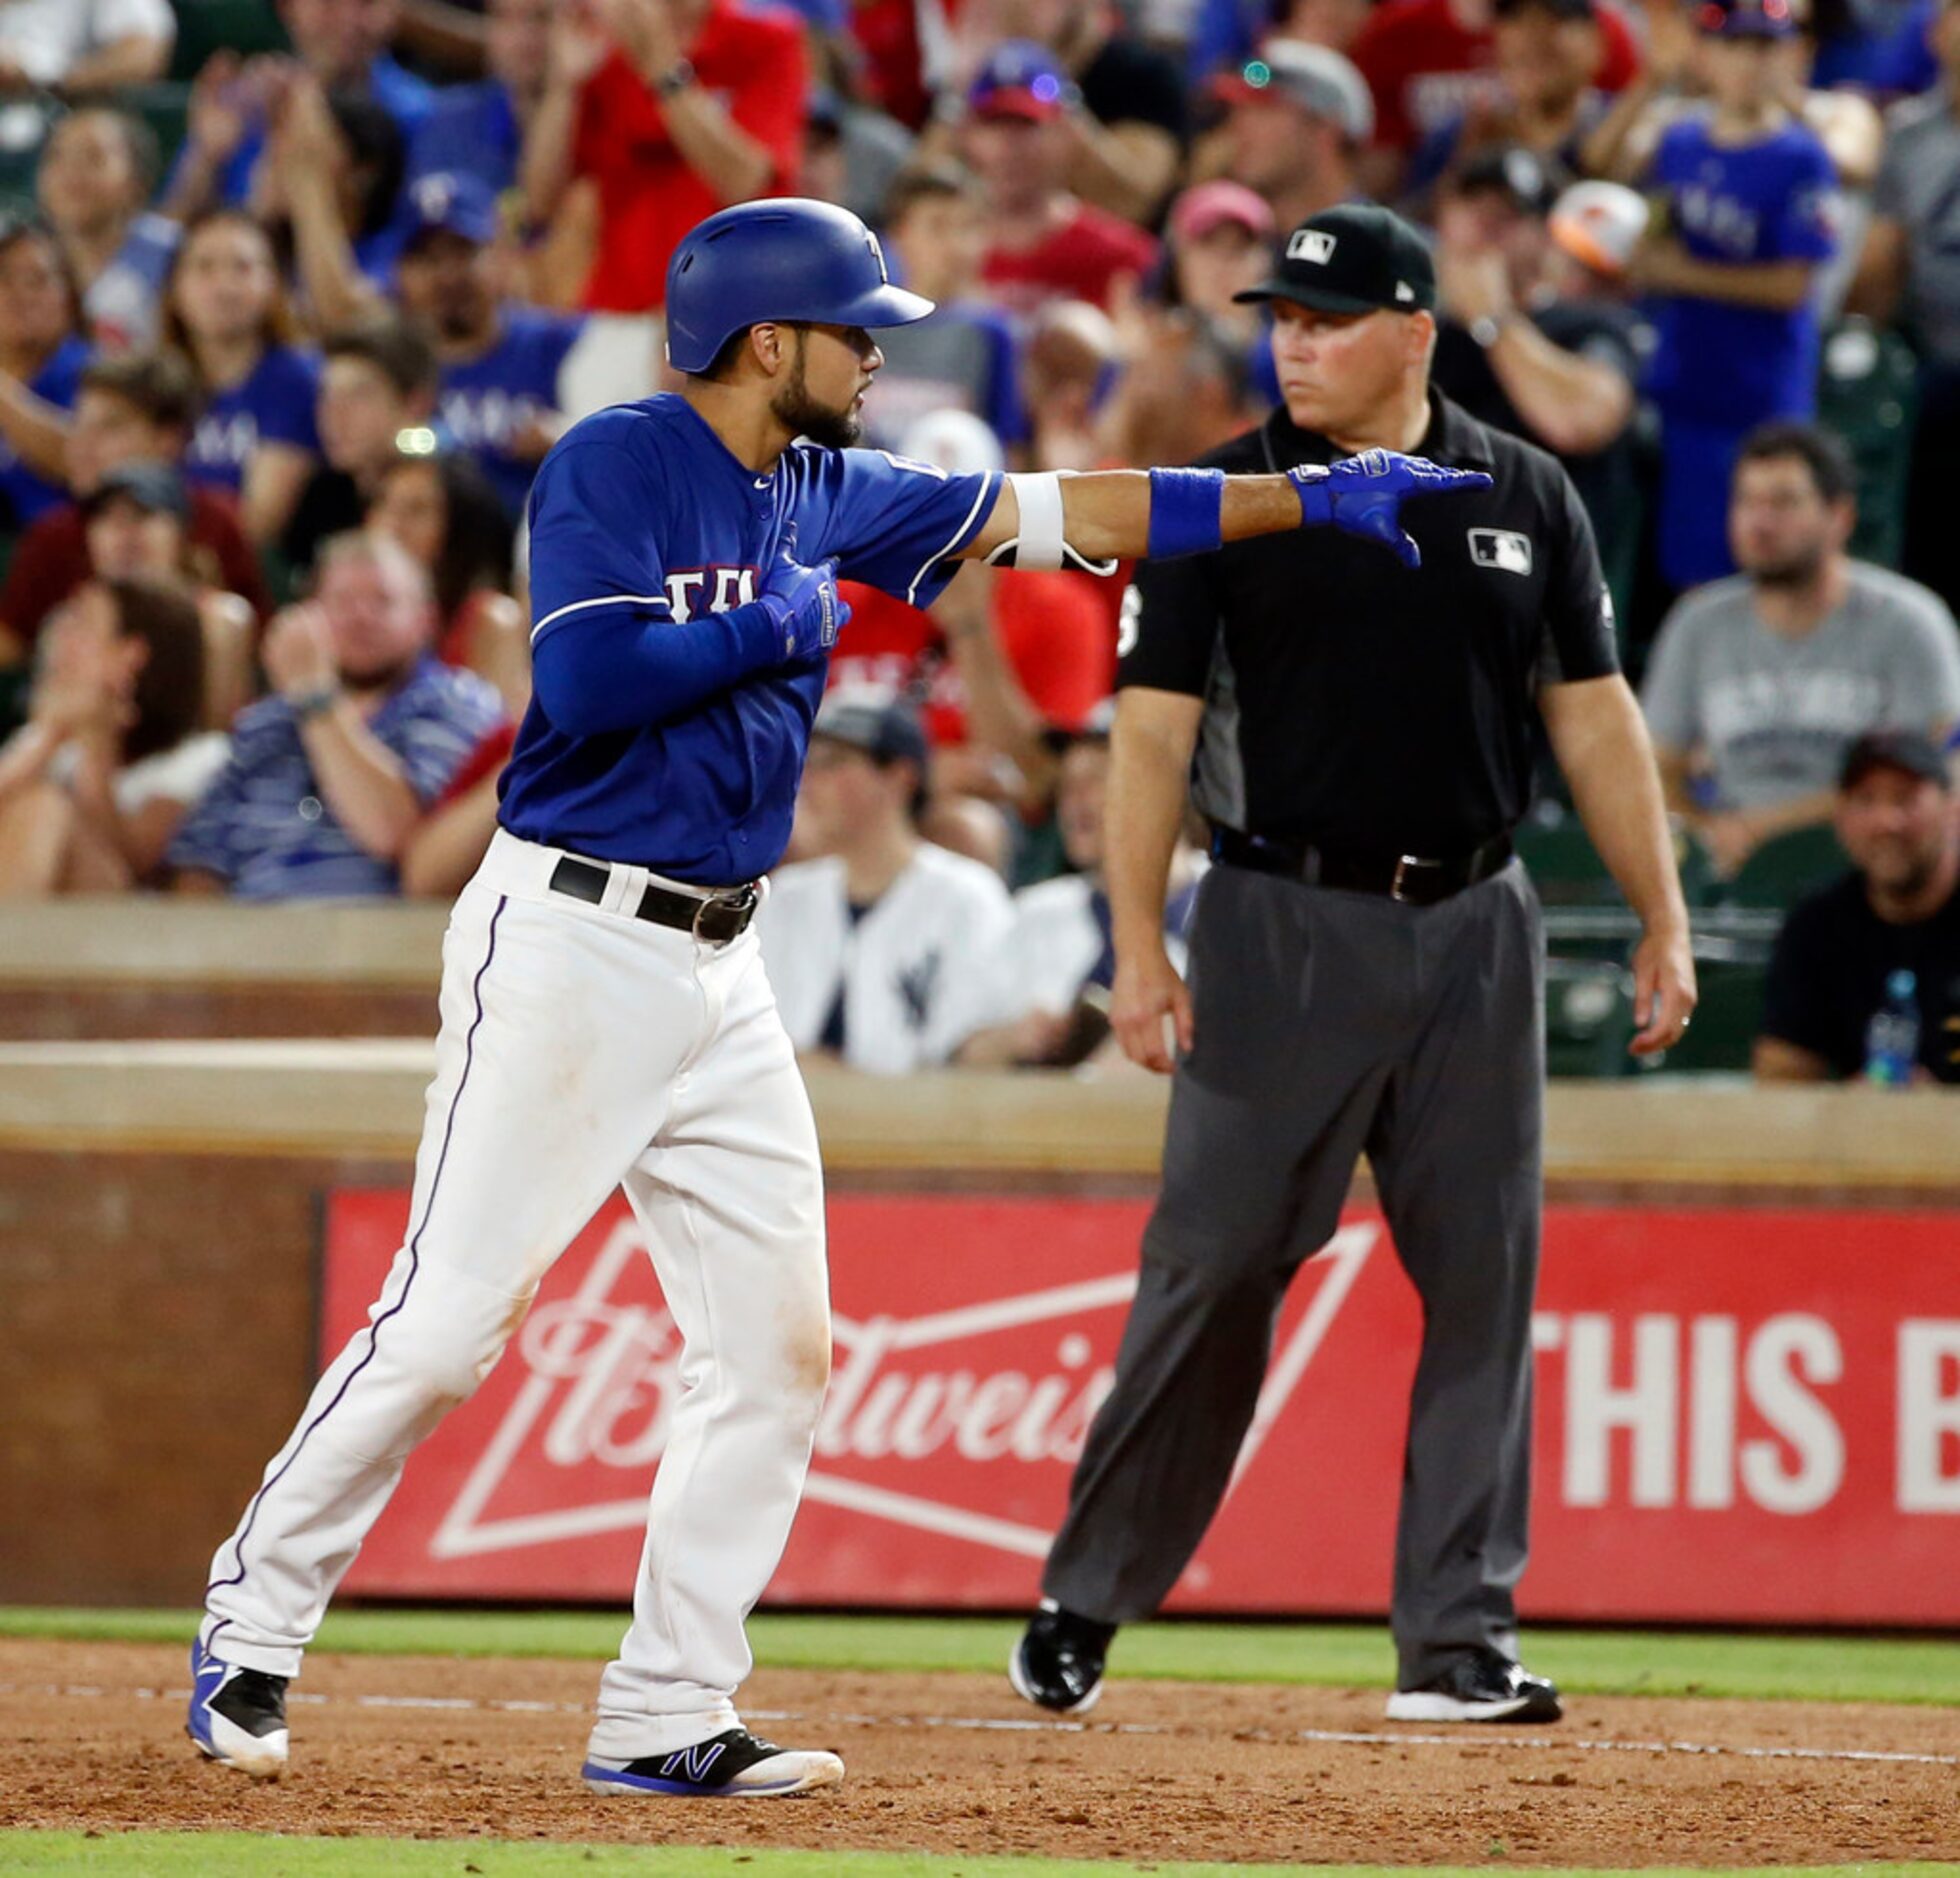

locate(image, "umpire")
[[1010, 204, 1697, 1725]]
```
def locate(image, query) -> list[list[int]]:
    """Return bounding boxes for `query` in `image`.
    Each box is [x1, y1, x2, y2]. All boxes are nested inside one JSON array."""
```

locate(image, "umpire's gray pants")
[[1042, 858, 1544, 1688]]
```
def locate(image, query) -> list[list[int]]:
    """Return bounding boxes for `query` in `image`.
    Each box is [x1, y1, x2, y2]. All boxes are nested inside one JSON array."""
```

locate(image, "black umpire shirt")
[[1119, 392, 1620, 857]]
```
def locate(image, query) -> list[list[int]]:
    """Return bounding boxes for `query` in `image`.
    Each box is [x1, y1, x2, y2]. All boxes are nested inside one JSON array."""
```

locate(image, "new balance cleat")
[[186, 1636, 290, 1777], [582, 1727, 843, 1797]]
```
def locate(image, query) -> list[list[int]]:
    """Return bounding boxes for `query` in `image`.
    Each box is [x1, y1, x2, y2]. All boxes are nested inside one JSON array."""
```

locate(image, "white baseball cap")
[[1549, 180, 1649, 277]]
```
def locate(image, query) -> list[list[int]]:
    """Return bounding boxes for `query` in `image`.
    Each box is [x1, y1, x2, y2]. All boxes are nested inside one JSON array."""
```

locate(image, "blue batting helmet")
[[664, 198, 935, 376]]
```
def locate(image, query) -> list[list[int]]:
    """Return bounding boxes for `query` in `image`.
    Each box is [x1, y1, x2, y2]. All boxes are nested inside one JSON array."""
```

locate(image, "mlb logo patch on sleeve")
[[1468, 528, 1533, 576]]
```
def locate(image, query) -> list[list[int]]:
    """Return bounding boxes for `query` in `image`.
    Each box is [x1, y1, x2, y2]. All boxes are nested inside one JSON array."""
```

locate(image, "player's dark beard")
[[771, 336, 861, 449]]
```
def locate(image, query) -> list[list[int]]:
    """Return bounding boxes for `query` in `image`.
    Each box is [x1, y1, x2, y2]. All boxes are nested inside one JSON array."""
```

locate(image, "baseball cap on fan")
[[967, 41, 1080, 121], [1210, 39, 1374, 143], [1453, 144, 1561, 220], [1170, 179, 1276, 246], [402, 170, 500, 249], [1234, 202, 1437, 315], [1839, 729, 1951, 792], [812, 687, 931, 770]]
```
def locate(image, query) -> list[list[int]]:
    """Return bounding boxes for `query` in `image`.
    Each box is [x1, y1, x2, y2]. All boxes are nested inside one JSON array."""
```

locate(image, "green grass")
[[3, 1844, 1957, 1878], [4, 1607, 1958, 1707]]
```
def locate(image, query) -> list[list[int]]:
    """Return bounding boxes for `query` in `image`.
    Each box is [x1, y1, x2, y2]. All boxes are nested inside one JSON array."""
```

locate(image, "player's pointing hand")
[[1288, 452, 1493, 570]]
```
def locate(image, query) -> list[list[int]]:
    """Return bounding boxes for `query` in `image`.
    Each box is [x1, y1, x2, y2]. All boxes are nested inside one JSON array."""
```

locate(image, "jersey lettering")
[[661, 567, 758, 618], [711, 566, 758, 612]]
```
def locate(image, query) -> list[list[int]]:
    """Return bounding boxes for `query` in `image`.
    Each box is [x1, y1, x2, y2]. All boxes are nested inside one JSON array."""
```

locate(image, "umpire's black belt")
[[548, 854, 759, 943], [1211, 827, 1513, 907]]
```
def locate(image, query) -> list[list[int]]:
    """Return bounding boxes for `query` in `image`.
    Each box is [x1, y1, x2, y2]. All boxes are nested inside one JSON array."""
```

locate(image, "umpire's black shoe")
[[1386, 1649, 1562, 1724], [1010, 1600, 1117, 1714]]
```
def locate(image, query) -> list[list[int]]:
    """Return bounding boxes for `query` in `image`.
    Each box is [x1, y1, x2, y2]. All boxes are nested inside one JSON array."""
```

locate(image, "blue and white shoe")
[[582, 1727, 843, 1798], [186, 1636, 290, 1777]]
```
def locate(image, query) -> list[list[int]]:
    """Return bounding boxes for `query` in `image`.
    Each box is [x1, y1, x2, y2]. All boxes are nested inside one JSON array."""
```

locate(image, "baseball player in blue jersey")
[[186, 198, 1488, 1800]]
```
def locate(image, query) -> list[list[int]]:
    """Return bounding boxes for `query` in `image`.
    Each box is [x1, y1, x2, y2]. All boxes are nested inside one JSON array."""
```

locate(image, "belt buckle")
[[692, 885, 756, 945], [1390, 854, 1434, 903]]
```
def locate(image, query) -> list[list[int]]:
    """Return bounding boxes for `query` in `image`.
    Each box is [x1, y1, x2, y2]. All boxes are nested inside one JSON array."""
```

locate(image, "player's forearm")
[[531, 604, 783, 736], [1055, 471, 1302, 562], [299, 703, 424, 861], [1545, 676, 1689, 937]]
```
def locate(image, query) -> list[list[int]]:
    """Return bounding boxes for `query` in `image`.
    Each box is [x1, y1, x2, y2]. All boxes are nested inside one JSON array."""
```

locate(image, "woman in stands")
[[37, 106, 181, 354], [82, 461, 256, 728], [0, 216, 91, 534], [0, 575, 223, 893], [365, 446, 528, 715], [165, 208, 321, 547]]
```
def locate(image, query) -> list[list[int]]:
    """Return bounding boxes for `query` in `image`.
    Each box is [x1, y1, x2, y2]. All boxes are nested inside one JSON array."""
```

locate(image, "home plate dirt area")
[[3, 1641, 1956, 1866]]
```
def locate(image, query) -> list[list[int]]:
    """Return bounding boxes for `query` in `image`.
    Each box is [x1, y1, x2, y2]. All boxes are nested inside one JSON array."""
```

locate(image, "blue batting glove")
[[1288, 449, 1493, 570], [757, 533, 850, 664]]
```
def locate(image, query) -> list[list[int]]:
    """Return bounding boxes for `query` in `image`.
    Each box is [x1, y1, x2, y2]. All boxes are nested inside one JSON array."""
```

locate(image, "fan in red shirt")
[[829, 568, 1112, 749], [532, 0, 810, 313], [1351, 0, 1641, 161], [963, 40, 1158, 317]]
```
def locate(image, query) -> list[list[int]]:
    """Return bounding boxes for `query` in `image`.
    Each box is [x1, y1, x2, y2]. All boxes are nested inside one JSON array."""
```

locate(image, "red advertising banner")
[[323, 1192, 1960, 1624]]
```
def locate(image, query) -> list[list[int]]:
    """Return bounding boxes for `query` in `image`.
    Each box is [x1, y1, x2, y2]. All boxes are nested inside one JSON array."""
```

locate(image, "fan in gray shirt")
[[1642, 423, 1960, 876]]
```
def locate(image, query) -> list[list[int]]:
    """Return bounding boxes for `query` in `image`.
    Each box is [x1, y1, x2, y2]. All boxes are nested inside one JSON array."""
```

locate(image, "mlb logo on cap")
[[1469, 528, 1533, 575], [1289, 229, 1338, 264]]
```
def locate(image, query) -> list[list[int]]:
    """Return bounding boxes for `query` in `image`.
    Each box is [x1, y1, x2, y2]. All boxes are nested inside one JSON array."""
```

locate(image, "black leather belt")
[[1211, 827, 1514, 906], [548, 854, 759, 943]]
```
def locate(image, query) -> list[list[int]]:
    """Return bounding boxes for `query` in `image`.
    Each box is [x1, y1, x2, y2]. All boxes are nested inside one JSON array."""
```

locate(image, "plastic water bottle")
[[1863, 970, 1920, 1088]]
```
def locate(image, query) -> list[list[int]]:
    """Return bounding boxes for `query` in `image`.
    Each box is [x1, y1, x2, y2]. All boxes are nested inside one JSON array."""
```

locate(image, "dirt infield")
[[3, 1641, 1956, 1866]]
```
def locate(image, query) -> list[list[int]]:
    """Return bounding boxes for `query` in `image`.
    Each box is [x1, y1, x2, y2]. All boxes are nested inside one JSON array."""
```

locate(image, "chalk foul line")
[[3, 1681, 1953, 1770]]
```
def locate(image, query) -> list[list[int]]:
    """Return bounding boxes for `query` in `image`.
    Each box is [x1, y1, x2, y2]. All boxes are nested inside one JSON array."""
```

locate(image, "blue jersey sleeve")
[[813, 449, 1001, 610], [1768, 139, 1838, 263], [528, 429, 674, 649]]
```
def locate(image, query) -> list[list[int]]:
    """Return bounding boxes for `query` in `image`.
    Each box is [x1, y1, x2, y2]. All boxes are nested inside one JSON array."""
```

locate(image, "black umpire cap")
[[1234, 202, 1438, 315]]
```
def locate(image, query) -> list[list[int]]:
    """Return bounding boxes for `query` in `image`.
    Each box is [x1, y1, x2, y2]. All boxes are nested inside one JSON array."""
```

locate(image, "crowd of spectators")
[[0, 0, 1955, 1082]]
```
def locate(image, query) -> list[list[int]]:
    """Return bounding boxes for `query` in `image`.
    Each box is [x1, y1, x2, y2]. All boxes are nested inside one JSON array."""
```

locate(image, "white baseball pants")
[[201, 830, 829, 1760]]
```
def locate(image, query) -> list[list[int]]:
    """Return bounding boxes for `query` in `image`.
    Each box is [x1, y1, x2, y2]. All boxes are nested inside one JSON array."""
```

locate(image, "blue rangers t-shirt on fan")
[[500, 394, 1001, 885], [184, 345, 323, 498], [439, 309, 587, 519], [1644, 113, 1837, 426]]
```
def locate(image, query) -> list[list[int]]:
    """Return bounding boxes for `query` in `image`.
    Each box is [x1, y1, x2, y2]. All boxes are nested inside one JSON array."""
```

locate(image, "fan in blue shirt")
[[0, 219, 90, 531], [1639, 0, 1837, 590], [406, 0, 553, 197], [395, 172, 586, 520], [167, 211, 322, 541]]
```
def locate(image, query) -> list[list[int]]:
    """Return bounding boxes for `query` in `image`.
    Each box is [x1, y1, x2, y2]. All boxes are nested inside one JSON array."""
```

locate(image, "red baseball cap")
[[1170, 180, 1276, 245]]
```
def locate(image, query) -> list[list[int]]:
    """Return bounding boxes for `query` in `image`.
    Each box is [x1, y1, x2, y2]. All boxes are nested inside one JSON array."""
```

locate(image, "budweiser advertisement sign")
[[323, 1194, 1960, 1624]]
